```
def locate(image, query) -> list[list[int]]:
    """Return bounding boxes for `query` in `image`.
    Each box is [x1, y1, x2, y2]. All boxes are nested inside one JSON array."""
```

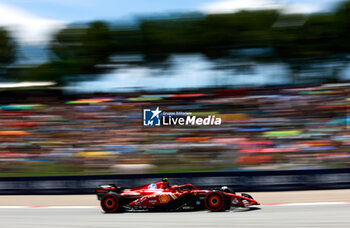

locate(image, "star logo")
[[150, 107, 161, 120], [143, 107, 162, 126]]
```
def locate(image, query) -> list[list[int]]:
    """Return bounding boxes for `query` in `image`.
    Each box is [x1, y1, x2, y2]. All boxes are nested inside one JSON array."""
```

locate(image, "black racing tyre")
[[224, 195, 231, 210], [101, 193, 123, 213], [204, 191, 227, 212]]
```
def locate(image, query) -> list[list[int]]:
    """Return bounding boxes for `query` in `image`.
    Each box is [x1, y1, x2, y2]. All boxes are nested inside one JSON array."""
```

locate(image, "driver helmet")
[[162, 178, 169, 188], [220, 186, 233, 193]]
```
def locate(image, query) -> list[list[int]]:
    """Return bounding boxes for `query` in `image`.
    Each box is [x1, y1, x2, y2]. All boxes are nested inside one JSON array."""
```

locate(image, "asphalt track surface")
[[1, 204, 350, 228], [2, 190, 350, 206]]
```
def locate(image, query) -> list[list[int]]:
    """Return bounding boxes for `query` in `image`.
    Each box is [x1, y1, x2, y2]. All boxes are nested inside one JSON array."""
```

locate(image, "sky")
[[0, 0, 343, 44]]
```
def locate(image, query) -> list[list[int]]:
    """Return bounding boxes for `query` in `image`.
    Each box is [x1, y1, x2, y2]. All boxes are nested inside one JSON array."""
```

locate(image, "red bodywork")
[[96, 181, 259, 212]]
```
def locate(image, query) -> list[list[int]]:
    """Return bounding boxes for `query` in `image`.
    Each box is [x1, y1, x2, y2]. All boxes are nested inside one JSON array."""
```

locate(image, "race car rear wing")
[[96, 184, 123, 194]]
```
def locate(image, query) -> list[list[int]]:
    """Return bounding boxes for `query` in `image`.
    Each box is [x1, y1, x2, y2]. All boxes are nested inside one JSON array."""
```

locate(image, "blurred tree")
[[50, 21, 113, 73], [19, 1, 350, 85], [334, 1, 350, 53], [139, 14, 206, 64], [50, 26, 86, 61], [271, 10, 349, 83], [0, 27, 16, 72], [23, 21, 114, 84], [202, 10, 278, 59]]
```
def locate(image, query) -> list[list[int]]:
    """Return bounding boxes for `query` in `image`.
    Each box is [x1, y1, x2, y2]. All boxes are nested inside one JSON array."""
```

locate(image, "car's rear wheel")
[[204, 191, 227, 212], [101, 193, 123, 213]]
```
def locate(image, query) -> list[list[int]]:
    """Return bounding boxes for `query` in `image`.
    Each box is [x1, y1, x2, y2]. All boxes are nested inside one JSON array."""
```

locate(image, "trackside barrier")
[[0, 169, 349, 195]]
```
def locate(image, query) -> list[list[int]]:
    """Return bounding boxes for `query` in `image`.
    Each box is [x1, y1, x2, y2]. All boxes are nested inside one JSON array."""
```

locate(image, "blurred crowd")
[[0, 83, 349, 176]]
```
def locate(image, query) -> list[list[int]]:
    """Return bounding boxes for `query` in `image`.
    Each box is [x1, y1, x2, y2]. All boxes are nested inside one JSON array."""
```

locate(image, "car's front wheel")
[[204, 191, 227, 212]]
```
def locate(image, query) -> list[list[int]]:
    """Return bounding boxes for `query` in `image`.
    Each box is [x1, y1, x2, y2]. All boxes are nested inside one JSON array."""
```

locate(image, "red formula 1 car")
[[96, 178, 259, 213]]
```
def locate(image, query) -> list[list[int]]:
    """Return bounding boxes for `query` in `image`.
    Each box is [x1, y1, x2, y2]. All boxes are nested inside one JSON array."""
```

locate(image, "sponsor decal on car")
[[149, 199, 157, 204], [232, 198, 239, 204], [135, 197, 147, 205], [170, 193, 178, 199], [159, 194, 170, 203]]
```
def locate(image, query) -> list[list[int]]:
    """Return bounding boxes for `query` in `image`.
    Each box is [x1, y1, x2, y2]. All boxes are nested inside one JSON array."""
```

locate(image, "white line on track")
[[262, 202, 350, 206], [0, 202, 349, 209]]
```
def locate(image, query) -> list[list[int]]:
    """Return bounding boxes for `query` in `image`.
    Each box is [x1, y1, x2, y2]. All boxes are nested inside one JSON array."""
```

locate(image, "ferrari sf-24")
[[96, 178, 259, 213]]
